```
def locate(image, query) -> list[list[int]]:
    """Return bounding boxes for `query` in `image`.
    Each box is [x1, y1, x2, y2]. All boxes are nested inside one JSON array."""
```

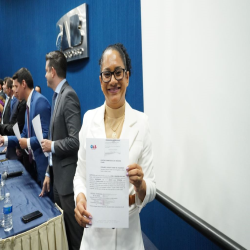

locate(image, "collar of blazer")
[[90, 101, 139, 150]]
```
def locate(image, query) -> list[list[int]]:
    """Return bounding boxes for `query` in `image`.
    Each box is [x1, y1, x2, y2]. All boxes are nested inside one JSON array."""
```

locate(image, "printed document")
[[13, 123, 28, 155], [32, 115, 48, 157], [86, 138, 129, 228]]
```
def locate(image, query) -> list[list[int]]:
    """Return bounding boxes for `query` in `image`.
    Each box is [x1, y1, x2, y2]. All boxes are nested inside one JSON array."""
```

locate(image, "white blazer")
[[74, 102, 156, 250]]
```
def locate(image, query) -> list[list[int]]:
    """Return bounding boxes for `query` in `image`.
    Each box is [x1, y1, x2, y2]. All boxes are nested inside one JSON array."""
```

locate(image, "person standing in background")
[[40, 51, 83, 250]]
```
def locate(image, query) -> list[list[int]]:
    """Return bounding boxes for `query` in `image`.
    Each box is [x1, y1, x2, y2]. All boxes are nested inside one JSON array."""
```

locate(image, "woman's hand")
[[127, 164, 146, 202], [75, 193, 92, 228]]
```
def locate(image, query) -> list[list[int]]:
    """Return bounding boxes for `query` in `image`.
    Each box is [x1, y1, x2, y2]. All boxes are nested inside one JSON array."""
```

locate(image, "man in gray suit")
[[40, 51, 83, 250]]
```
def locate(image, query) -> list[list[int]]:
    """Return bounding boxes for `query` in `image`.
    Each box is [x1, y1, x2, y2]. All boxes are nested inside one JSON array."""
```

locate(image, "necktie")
[[48, 92, 58, 167], [51, 92, 58, 117], [26, 105, 33, 163], [50, 92, 58, 140]]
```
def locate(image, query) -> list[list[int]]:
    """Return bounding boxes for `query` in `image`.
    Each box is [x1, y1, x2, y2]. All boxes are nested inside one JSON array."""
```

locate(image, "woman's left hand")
[[126, 163, 144, 192]]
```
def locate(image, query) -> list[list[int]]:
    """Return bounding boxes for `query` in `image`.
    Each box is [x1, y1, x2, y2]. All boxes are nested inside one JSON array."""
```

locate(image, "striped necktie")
[[50, 92, 58, 140]]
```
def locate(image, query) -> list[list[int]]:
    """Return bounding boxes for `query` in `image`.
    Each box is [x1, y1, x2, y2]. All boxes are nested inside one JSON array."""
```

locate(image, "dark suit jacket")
[[10, 98, 19, 122], [0, 100, 26, 135], [47, 82, 81, 196], [8, 91, 51, 182], [10, 96, 17, 117], [2, 97, 11, 124]]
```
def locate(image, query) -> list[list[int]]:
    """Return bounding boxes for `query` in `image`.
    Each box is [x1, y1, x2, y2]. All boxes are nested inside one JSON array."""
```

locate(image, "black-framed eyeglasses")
[[100, 68, 126, 83]]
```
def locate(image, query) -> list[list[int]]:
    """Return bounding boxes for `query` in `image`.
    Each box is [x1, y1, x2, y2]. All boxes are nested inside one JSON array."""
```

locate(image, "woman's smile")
[[108, 86, 120, 94]]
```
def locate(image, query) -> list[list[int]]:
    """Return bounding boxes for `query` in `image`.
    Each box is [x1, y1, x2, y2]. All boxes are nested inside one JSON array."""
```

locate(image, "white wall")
[[141, 1, 250, 248]]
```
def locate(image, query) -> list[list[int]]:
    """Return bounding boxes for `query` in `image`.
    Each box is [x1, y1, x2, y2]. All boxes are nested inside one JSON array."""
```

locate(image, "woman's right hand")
[[75, 193, 92, 228]]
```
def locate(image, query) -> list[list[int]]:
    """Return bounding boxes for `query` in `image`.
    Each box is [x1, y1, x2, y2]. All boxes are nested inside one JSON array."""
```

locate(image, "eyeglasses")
[[100, 68, 126, 83]]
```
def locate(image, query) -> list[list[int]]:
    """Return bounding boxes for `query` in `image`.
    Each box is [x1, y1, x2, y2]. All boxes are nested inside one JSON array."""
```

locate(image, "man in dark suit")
[[0, 82, 26, 135], [0, 80, 26, 159], [0, 68, 51, 187], [40, 51, 83, 250]]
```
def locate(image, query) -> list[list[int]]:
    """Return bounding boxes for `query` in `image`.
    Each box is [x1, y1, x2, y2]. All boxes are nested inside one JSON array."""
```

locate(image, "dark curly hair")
[[99, 43, 132, 76]]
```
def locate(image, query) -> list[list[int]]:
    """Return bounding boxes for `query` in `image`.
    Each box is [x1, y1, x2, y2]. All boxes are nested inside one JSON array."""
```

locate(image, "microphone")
[[2, 171, 23, 179], [7, 171, 23, 178]]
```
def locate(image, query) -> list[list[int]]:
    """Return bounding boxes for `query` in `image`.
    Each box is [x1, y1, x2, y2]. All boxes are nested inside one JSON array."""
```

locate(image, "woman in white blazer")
[[74, 43, 156, 250]]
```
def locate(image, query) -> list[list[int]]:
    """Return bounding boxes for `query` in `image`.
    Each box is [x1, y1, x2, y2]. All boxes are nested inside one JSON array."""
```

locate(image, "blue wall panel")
[[0, 0, 143, 118]]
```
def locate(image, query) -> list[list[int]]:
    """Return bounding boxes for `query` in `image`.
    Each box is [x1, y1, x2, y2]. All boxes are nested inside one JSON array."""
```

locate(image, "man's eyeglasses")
[[100, 68, 126, 83]]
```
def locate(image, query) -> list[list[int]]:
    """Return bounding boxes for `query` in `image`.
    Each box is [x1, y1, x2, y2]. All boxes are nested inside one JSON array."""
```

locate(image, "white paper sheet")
[[32, 115, 48, 157], [13, 123, 29, 155], [13, 123, 21, 139], [86, 138, 129, 228]]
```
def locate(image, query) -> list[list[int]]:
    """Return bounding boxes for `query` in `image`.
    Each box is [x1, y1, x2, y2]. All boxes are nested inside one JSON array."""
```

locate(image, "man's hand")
[[16, 148, 23, 157], [41, 139, 52, 153], [19, 138, 28, 149], [39, 176, 50, 197], [0, 135, 4, 147]]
